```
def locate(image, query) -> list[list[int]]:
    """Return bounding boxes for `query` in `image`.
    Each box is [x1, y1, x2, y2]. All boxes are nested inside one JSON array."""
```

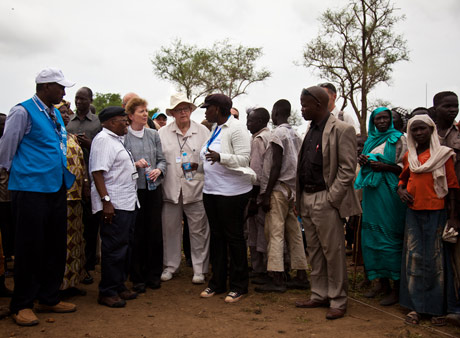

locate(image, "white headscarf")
[[406, 114, 455, 198]]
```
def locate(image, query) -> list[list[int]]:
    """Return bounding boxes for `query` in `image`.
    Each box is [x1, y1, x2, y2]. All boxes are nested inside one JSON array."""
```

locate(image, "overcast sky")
[[1, 0, 459, 130]]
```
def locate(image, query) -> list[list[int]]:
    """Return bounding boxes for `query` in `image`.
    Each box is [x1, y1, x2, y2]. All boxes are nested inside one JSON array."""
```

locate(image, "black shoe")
[[98, 295, 126, 308], [147, 280, 161, 290], [255, 282, 287, 293], [132, 283, 146, 293], [60, 287, 87, 298], [81, 270, 94, 285], [185, 258, 192, 267], [286, 277, 310, 290], [119, 290, 138, 300]]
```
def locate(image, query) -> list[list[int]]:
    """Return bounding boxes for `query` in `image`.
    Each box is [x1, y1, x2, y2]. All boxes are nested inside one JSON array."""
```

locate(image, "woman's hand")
[[369, 160, 386, 172], [135, 158, 149, 168], [205, 149, 220, 164], [149, 168, 162, 181], [397, 186, 413, 204], [447, 218, 460, 232], [358, 154, 369, 167]]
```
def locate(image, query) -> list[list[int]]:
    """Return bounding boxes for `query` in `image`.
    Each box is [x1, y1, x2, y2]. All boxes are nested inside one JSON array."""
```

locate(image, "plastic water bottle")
[[145, 164, 157, 190], [182, 152, 193, 181]]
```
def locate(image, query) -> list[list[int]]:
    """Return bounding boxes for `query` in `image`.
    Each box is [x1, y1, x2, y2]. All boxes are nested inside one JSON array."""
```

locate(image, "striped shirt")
[[89, 128, 138, 213]]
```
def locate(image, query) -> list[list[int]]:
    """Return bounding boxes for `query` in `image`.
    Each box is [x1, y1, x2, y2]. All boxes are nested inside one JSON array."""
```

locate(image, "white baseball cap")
[[35, 67, 75, 87]]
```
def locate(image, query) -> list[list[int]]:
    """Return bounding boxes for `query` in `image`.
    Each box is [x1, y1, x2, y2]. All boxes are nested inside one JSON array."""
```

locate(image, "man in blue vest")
[[0, 68, 77, 326]]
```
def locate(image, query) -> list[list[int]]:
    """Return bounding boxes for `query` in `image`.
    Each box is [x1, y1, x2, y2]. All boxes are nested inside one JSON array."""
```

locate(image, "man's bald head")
[[300, 86, 329, 122], [122, 92, 139, 108]]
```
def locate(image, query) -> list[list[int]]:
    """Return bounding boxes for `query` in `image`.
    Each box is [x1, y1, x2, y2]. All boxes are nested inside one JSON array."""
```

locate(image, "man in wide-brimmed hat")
[[158, 93, 211, 285]]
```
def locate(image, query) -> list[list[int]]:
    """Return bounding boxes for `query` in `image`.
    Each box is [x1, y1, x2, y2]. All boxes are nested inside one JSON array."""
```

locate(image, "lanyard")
[[176, 134, 188, 154], [207, 126, 222, 149], [118, 138, 135, 165], [207, 116, 231, 149], [32, 96, 62, 141]]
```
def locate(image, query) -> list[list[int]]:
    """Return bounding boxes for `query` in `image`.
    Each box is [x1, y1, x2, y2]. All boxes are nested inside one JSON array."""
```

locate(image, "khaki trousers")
[[300, 190, 348, 310], [265, 190, 308, 272], [162, 193, 210, 275]]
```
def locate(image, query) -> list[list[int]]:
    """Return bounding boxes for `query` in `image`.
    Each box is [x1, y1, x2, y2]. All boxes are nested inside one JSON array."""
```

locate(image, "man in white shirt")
[[89, 106, 139, 308], [319, 83, 361, 135]]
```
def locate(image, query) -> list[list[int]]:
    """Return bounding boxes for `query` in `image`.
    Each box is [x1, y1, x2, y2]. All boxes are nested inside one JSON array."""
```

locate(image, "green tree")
[[301, 0, 409, 136], [152, 39, 271, 103], [92, 92, 122, 114]]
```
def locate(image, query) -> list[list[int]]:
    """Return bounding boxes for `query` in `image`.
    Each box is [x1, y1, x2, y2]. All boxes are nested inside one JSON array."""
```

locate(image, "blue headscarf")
[[355, 107, 403, 190]]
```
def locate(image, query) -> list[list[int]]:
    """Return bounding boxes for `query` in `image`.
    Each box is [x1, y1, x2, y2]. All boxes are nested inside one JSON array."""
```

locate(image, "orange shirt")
[[399, 149, 459, 210]]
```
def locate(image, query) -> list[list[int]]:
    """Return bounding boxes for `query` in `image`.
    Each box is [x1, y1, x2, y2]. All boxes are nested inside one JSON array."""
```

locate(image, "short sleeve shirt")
[[89, 128, 138, 213]]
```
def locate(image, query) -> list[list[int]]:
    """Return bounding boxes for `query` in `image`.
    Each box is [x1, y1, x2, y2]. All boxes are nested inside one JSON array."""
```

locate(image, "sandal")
[[431, 316, 446, 326], [405, 311, 420, 325]]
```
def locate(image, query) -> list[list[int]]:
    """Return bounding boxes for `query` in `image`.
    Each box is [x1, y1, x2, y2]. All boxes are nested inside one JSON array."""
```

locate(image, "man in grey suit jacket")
[[294, 86, 361, 320]]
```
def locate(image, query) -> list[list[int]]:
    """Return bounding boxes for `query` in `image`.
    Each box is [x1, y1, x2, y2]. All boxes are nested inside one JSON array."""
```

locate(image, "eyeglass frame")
[[172, 106, 191, 114]]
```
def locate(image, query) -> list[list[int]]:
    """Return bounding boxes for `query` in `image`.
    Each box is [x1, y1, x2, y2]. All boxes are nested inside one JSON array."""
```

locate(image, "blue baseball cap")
[[152, 112, 167, 119]]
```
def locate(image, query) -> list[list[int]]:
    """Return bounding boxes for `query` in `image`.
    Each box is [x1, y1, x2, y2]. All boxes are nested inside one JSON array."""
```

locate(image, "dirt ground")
[[1, 260, 460, 338]]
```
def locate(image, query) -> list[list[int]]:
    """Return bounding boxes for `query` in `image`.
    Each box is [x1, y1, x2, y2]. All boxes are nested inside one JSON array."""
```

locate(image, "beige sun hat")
[[165, 93, 197, 116]]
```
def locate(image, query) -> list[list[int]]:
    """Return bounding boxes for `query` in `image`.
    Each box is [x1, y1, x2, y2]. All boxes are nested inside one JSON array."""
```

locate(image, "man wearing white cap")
[[0, 68, 77, 326], [158, 93, 210, 284]]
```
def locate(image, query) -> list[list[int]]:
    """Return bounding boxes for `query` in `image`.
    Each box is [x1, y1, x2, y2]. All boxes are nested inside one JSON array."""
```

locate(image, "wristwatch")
[[101, 195, 111, 202]]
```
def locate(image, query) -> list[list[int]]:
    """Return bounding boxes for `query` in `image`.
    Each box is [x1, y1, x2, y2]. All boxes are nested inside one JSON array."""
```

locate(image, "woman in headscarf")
[[124, 97, 167, 292], [355, 107, 407, 306], [56, 100, 88, 296], [398, 115, 459, 325]]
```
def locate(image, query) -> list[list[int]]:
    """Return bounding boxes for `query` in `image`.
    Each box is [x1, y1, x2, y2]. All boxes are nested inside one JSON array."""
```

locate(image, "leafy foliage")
[[152, 39, 271, 103], [92, 92, 122, 114]]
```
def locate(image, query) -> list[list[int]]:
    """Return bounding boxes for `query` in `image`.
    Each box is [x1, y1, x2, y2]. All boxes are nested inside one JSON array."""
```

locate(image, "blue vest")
[[8, 97, 75, 192]]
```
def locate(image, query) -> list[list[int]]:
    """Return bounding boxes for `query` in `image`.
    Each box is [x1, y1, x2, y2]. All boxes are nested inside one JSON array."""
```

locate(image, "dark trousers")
[[0, 201, 14, 259], [203, 192, 250, 294], [130, 189, 163, 285], [82, 198, 100, 271], [99, 209, 136, 297], [10, 185, 67, 314], [182, 212, 191, 262]]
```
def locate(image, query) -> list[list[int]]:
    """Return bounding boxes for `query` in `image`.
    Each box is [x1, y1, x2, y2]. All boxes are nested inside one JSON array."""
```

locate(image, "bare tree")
[[301, 0, 409, 136]]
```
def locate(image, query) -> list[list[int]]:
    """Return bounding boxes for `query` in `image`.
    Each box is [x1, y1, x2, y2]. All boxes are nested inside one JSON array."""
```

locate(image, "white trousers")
[[162, 194, 210, 275]]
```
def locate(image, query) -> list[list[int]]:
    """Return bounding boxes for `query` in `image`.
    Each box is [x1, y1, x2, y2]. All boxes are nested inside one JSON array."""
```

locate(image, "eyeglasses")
[[301, 88, 321, 104], [173, 106, 191, 113]]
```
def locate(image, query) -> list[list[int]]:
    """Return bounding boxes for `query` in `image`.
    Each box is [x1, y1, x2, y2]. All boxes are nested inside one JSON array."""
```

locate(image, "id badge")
[[176, 156, 182, 163], [132, 172, 139, 180]]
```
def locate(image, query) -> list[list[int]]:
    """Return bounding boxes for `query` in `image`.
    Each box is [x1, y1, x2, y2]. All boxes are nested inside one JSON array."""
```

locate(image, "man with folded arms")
[[0, 68, 77, 326], [89, 106, 139, 307]]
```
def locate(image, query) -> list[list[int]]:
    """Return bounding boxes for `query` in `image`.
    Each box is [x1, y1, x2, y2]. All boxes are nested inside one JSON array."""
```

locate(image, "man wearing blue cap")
[[152, 112, 167, 128], [0, 68, 77, 326]]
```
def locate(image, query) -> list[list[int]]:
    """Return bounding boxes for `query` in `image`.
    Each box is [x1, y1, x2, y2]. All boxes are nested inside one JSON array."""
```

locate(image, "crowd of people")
[[0, 67, 460, 329]]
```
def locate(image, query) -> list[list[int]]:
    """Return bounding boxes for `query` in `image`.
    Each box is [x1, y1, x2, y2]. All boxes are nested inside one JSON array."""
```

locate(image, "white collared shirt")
[[89, 128, 138, 213]]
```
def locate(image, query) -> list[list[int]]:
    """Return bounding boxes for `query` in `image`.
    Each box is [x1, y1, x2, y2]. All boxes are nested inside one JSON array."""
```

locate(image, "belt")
[[303, 184, 326, 193]]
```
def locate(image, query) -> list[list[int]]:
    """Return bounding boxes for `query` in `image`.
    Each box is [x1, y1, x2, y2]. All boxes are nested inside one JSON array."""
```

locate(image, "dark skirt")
[[399, 208, 446, 316]]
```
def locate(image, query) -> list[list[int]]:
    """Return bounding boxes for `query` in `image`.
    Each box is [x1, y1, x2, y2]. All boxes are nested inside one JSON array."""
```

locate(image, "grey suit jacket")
[[296, 115, 362, 218]]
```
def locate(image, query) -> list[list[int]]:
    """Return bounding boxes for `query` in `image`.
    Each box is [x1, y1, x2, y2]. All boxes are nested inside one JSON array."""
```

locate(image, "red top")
[[399, 149, 459, 210]]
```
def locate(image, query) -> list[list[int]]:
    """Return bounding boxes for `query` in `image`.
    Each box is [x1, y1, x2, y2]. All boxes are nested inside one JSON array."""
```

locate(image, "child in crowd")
[[397, 115, 459, 326]]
